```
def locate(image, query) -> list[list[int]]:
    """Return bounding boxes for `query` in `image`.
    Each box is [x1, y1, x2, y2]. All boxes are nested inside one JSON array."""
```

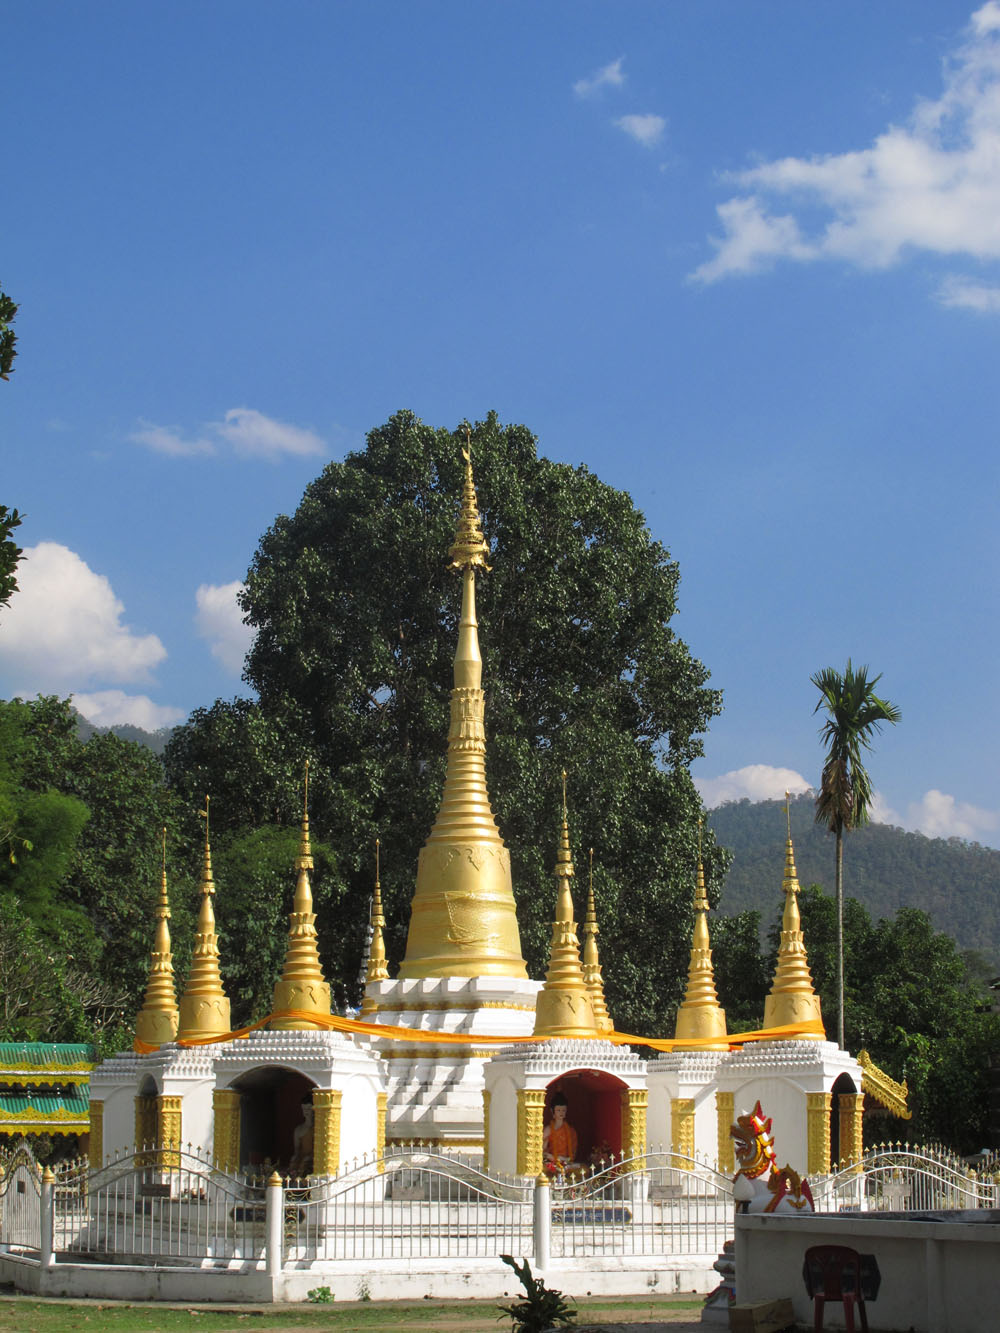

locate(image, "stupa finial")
[[134, 826, 179, 1048], [764, 797, 825, 1039], [177, 797, 232, 1041], [362, 839, 390, 1014], [272, 761, 332, 1030], [448, 426, 491, 571], [674, 817, 727, 1046], [581, 846, 613, 1032]]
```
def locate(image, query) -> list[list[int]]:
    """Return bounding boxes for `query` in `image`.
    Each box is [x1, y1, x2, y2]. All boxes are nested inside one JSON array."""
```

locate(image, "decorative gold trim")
[[806, 1091, 832, 1175], [313, 1089, 343, 1176], [716, 1091, 735, 1173], [377, 1044, 504, 1060], [670, 1097, 695, 1170], [838, 1092, 865, 1170], [134, 1094, 157, 1166], [0, 1110, 89, 1126], [376, 1092, 388, 1172], [89, 1100, 104, 1168], [517, 1088, 546, 1177], [857, 1048, 912, 1120], [213, 1089, 242, 1173], [0, 1060, 95, 1073], [157, 1094, 182, 1169], [373, 999, 537, 1014], [621, 1088, 647, 1167]]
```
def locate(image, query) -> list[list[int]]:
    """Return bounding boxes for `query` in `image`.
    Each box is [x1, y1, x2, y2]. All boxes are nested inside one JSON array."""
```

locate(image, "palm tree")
[[812, 660, 900, 1049]]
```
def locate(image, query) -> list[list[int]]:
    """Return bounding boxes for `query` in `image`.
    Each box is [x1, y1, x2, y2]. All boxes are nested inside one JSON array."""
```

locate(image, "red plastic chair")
[[802, 1245, 869, 1333]]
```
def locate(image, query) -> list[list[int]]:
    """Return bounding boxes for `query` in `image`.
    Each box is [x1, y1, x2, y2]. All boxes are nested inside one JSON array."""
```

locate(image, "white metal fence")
[[814, 1143, 1000, 1213]]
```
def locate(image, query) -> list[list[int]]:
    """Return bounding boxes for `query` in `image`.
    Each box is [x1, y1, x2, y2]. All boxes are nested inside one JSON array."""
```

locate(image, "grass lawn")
[[0, 1293, 705, 1332]]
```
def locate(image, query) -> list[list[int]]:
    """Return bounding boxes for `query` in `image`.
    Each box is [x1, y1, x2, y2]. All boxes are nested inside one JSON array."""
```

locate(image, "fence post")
[[265, 1171, 284, 1278], [40, 1167, 55, 1269], [532, 1173, 550, 1271]]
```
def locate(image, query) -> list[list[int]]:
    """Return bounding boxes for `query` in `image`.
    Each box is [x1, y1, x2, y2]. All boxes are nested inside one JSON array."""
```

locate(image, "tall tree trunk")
[[836, 827, 844, 1049]]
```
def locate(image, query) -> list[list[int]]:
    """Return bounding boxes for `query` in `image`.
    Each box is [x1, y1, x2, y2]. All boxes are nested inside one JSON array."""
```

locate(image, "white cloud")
[[936, 274, 1000, 309], [0, 543, 166, 689], [72, 690, 184, 731], [696, 764, 811, 807], [905, 789, 1000, 841], [195, 581, 254, 675], [131, 408, 326, 462], [614, 114, 666, 148], [574, 57, 626, 99], [693, 4, 1000, 289]]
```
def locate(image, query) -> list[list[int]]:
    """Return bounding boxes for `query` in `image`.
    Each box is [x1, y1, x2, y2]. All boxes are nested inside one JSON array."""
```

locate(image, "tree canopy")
[[166, 409, 726, 1033]]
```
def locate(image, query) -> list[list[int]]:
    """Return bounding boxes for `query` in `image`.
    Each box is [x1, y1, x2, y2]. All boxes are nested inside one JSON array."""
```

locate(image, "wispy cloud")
[[132, 407, 326, 462], [874, 788, 1000, 843], [574, 57, 625, 99], [936, 275, 1000, 310], [693, 3, 1000, 294], [696, 764, 811, 808], [614, 114, 666, 149], [0, 542, 166, 689], [195, 581, 254, 675], [72, 690, 184, 731]]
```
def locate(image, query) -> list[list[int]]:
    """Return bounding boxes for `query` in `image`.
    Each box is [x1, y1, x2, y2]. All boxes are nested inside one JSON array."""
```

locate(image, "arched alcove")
[[830, 1070, 859, 1169], [229, 1065, 317, 1171], [545, 1069, 628, 1164]]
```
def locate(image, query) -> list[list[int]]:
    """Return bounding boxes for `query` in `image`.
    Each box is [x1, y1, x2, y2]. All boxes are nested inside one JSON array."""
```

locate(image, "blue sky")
[[2, 1, 999, 845]]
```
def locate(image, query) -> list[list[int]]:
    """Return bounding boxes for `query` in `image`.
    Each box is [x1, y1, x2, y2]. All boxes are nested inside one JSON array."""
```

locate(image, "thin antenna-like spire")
[[674, 818, 727, 1045], [135, 826, 179, 1047], [581, 847, 613, 1032], [764, 793, 824, 1039], [272, 761, 332, 1029], [362, 839, 390, 1014], [399, 433, 527, 980], [534, 772, 597, 1037], [177, 797, 231, 1041]]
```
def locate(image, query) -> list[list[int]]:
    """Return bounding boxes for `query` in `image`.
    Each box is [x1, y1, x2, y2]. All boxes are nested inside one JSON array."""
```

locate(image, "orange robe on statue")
[[548, 1121, 578, 1161]]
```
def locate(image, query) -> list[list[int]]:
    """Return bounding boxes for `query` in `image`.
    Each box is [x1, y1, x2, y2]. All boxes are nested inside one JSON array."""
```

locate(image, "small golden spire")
[[399, 436, 527, 980], [581, 848, 613, 1032], [177, 798, 232, 1041], [361, 839, 389, 1015], [272, 762, 332, 1030], [763, 794, 825, 1039], [135, 827, 179, 1047], [674, 819, 727, 1046], [534, 773, 597, 1038]]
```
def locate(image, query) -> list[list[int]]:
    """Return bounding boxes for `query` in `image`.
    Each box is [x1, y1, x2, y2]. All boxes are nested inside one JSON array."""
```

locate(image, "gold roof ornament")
[[857, 1049, 912, 1120], [361, 838, 390, 1015], [533, 773, 597, 1038], [398, 433, 528, 980], [272, 762, 332, 1029], [674, 820, 727, 1046], [177, 797, 232, 1042], [135, 827, 179, 1048], [763, 794, 825, 1039], [581, 848, 613, 1033]]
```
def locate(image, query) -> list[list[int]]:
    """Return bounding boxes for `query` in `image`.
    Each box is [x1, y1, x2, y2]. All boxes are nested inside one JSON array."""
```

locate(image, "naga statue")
[[731, 1100, 814, 1214]]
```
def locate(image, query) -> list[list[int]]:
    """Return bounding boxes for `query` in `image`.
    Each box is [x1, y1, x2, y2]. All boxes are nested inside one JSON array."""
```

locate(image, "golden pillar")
[[313, 1089, 343, 1176], [89, 1100, 104, 1170], [670, 1097, 695, 1170], [134, 1094, 157, 1164], [376, 1092, 388, 1173], [517, 1088, 546, 1177], [620, 1089, 648, 1162], [482, 1089, 492, 1172], [839, 1092, 865, 1170], [807, 1092, 832, 1175], [399, 445, 528, 981], [763, 801, 824, 1038], [157, 1094, 182, 1168], [716, 1091, 735, 1173], [213, 1089, 242, 1174]]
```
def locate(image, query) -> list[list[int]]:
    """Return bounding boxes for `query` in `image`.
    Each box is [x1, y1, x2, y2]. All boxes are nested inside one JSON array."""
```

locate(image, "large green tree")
[[166, 410, 725, 1034], [0, 283, 17, 382], [0, 506, 23, 615], [812, 660, 900, 1049]]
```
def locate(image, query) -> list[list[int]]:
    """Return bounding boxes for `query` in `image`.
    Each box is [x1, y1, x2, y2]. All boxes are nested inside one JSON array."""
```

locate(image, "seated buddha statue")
[[543, 1093, 579, 1170]]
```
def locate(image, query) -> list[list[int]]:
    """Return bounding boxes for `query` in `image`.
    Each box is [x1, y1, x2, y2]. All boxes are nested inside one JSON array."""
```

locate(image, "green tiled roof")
[[0, 1088, 90, 1116], [0, 1043, 96, 1070]]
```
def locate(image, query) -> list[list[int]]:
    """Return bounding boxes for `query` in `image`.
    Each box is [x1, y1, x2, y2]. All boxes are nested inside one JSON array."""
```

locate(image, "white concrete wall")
[[97, 1084, 138, 1162], [485, 1072, 519, 1174], [341, 1074, 379, 1167], [735, 1211, 1000, 1333]]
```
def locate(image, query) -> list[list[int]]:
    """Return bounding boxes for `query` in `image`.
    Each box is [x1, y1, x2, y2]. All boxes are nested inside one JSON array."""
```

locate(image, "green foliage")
[[499, 1255, 575, 1331], [812, 660, 901, 839], [167, 410, 724, 1033], [307, 1285, 335, 1303], [0, 504, 23, 613], [0, 284, 17, 382]]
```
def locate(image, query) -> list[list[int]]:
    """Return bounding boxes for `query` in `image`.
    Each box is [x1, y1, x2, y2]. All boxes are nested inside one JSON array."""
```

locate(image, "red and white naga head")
[[731, 1101, 777, 1179]]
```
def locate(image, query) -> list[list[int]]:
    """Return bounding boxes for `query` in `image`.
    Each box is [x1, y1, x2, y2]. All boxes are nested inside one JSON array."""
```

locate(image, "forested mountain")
[[710, 794, 1000, 968], [72, 712, 175, 756]]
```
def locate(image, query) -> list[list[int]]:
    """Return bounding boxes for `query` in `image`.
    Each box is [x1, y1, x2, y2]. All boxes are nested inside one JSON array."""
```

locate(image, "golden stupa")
[[397, 440, 528, 979], [176, 797, 232, 1042], [134, 828, 179, 1047], [673, 822, 727, 1045], [763, 796, 825, 1039], [271, 763, 332, 1029]]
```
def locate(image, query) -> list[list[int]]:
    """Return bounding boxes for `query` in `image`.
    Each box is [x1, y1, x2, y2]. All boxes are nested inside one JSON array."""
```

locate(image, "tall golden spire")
[[581, 848, 613, 1032], [398, 435, 527, 979], [674, 820, 727, 1045], [763, 795, 825, 1039], [534, 773, 597, 1037], [177, 797, 232, 1042], [135, 827, 179, 1047], [272, 762, 332, 1029], [361, 838, 389, 1015]]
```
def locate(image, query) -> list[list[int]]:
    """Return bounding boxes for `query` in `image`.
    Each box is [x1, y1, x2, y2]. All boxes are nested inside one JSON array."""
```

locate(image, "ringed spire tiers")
[[398, 437, 528, 980], [361, 839, 389, 1015], [581, 848, 613, 1033], [533, 773, 597, 1038], [271, 762, 332, 1029], [134, 828, 179, 1048], [177, 797, 232, 1041], [674, 821, 727, 1046], [763, 795, 825, 1039]]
